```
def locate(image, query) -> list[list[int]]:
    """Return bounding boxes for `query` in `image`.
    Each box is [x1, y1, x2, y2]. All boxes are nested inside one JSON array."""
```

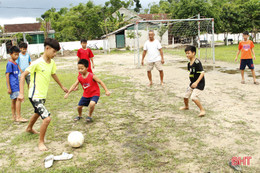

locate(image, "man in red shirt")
[[77, 39, 94, 73]]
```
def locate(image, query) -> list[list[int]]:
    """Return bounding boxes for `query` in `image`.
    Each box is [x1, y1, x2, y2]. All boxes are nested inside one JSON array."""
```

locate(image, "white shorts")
[[184, 87, 202, 100], [147, 61, 163, 71]]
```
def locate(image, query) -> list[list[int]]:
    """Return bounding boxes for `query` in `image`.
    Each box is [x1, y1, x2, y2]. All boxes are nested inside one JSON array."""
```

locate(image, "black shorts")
[[240, 59, 254, 70], [29, 98, 50, 119], [78, 96, 99, 107]]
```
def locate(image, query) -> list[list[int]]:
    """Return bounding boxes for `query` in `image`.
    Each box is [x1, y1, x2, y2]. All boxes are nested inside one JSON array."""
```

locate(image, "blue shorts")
[[78, 96, 99, 106], [10, 91, 19, 100], [240, 59, 254, 70]]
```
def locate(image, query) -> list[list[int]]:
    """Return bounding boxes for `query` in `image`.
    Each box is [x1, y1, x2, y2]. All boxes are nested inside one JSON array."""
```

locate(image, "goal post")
[[134, 16, 215, 67]]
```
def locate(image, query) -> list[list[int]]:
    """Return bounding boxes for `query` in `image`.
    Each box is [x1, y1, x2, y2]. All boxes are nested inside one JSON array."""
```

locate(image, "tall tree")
[[242, 0, 260, 42], [134, 0, 142, 13]]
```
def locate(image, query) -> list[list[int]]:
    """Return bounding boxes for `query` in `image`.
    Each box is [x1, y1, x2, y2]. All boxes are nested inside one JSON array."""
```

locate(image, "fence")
[[0, 40, 108, 59]]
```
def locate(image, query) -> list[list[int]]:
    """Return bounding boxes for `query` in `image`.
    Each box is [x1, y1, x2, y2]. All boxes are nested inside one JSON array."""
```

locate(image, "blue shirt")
[[6, 61, 19, 92], [16, 52, 31, 75]]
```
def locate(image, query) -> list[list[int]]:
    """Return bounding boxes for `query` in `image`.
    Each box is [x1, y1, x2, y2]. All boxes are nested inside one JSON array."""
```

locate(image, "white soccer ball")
[[68, 131, 84, 148]]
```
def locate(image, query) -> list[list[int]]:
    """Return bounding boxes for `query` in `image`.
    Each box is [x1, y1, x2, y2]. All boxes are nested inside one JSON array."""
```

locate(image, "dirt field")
[[0, 52, 259, 172]]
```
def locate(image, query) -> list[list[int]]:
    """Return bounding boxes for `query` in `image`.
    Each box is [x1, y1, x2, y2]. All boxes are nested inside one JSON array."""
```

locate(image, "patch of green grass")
[[109, 49, 134, 54], [163, 43, 260, 64], [11, 132, 38, 145]]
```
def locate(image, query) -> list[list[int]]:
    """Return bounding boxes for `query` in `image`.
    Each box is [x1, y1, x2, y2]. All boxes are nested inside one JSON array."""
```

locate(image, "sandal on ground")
[[241, 81, 245, 84], [254, 81, 259, 85], [44, 155, 54, 168], [73, 116, 82, 121], [86, 116, 93, 122], [54, 152, 73, 160]]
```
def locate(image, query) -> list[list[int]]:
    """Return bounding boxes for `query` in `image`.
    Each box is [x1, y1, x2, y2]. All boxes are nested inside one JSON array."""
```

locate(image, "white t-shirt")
[[143, 39, 162, 63]]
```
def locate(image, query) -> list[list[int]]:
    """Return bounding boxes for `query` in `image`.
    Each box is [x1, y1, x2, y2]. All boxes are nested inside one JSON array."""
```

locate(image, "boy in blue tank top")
[[16, 42, 31, 88]]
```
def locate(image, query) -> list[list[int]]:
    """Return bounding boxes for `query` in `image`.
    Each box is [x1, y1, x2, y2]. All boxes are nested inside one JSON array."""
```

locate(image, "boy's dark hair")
[[44, 38, 60, 51], [185, 45, 196, 54], [19, 42, 28, 49], [243, 31, 249, 35], [80, 39, 87, 43], [78, 59, 89, 68], [9, 46, 21, 54]]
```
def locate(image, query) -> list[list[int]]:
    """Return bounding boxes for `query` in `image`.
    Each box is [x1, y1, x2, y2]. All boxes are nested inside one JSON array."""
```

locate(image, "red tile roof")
[[4, 23, 52, 33], [138, 14, 169, 20]]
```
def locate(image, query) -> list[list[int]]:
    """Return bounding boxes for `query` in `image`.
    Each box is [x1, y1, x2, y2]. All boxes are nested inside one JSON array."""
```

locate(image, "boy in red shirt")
[[235, 31, 258, 85], [64, 59, 110, 122], [77, 39, 94, 73]]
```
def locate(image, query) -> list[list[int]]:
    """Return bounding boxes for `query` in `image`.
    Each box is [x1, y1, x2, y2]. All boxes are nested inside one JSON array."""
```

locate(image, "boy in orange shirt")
[[235, 31, 258, 85]]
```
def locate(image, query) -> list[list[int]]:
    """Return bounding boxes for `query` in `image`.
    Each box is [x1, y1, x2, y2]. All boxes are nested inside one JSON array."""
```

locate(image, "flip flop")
[[54, 152, 73, 161], [74, 116, 82, 121], [16, 118, 28, 123], [254, 81, 259, 85], [241, 81, 245, 84], [44, 155, 54, 168], [86, 116, 93, 122]]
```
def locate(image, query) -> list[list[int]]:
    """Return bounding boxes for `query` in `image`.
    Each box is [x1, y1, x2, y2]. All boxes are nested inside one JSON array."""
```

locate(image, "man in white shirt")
[[142, 30, 164, 86]]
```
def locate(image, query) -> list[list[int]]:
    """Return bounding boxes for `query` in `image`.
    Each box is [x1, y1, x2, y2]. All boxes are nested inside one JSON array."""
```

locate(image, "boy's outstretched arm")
[[235, 50, 241, 61], [93, 75, 110, 96], [191, 72, 204, 89], [64, 80, 80, 99], [18, 71, 29, 102], [5, 73, 12, 94], [51, 74, 68, 93]]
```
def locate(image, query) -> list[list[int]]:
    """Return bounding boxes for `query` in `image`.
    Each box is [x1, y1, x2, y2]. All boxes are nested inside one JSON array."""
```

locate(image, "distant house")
[[112, 7, 141, 22], [3, 23, 55, 44], [103, 8, 170, 49]]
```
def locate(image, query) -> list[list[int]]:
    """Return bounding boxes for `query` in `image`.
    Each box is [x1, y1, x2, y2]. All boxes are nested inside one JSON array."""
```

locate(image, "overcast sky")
[[0, 0, 160, 25]]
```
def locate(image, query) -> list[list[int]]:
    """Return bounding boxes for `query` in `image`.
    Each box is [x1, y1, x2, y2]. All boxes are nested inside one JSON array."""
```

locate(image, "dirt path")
[[91, 53, 260, 170]]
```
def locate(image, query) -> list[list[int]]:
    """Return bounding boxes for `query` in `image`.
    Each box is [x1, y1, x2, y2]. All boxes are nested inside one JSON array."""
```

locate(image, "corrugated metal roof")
[[4, 23, 52, 33]]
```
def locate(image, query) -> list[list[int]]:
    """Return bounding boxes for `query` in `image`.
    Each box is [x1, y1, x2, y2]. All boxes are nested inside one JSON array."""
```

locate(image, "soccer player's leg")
[[191, 89, 205, 117], [240, 59, 246, 84], [180, 87, 192, 110]]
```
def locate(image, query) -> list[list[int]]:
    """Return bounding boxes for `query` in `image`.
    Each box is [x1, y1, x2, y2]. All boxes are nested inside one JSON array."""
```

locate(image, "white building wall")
[[123, 30, 168, 50], [107, 35, 116, 49]]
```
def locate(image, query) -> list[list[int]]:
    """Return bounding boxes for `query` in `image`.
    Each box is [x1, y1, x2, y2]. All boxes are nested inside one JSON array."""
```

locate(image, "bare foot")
[[161, 82, 164, 86], [148, 82, 153, 86], [12, 115, 16, 121], [198, 110, 206, 117], [39, 143, 48, 151], [26, 128, 39, 134], [16, 117, 28, 123], [179, 107, 189, 110], [241, 80, 245, 84]]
